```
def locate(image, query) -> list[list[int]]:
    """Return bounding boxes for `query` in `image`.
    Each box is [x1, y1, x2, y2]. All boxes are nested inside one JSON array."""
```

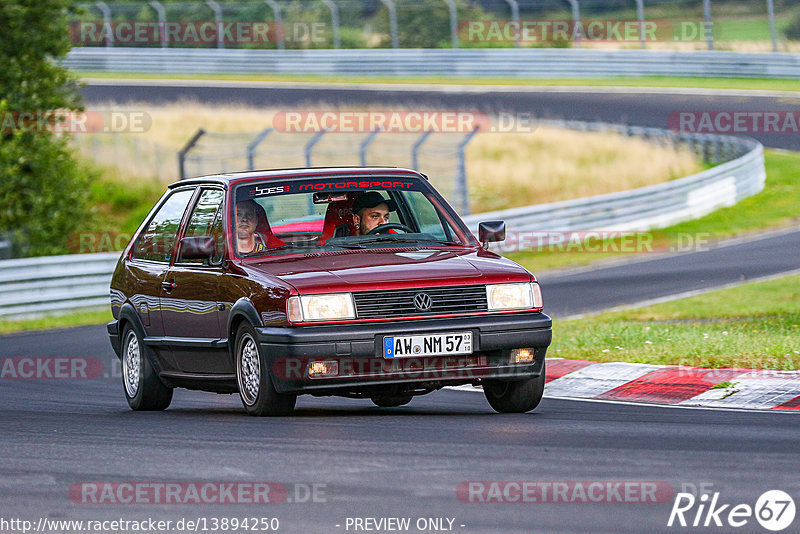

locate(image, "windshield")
[[231, 176, 477, 257]]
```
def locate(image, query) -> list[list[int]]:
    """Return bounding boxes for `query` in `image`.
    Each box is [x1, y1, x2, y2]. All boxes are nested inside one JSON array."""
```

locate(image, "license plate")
[[383, 332, 473, 358]]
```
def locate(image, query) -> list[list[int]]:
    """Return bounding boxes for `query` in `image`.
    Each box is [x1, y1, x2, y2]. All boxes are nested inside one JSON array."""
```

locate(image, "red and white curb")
[[454, 359, 800, 411]]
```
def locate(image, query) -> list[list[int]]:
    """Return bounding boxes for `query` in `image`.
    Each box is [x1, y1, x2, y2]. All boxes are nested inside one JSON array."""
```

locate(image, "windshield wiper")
[[329, 243, 365, 249], [357, 236, 422, 244], [422, 239, 468, 246]]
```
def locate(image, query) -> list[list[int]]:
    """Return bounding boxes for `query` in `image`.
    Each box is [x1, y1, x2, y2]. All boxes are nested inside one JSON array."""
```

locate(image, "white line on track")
[[447, 386, 799, 413]]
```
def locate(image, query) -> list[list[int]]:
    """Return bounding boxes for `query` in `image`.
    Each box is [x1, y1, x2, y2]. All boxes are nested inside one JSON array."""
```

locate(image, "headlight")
[[486, 282, 542, 311], [287, 293, 356, 322]]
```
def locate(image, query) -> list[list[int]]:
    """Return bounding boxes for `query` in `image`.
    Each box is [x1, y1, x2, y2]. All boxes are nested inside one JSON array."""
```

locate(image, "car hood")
[[242, 248, 532, 293]]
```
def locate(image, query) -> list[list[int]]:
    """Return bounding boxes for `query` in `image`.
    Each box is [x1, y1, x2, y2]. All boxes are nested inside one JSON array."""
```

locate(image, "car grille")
[[353, 285, 487, 319]]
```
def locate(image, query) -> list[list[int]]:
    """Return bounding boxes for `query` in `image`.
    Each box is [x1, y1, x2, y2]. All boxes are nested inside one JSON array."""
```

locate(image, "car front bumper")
[[256, 312, 552, 394]]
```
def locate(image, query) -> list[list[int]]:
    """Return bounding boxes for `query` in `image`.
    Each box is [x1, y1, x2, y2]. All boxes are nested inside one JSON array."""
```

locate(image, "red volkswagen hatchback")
[[108, 167, 551, 415]]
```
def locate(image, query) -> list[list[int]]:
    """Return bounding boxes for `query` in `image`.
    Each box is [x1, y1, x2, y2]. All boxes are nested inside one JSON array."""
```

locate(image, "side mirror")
[[478, 221, 506, 246], [179, 236, 216, 260]]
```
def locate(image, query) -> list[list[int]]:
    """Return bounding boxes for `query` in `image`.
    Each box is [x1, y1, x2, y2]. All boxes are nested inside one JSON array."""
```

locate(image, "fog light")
[[511, 348, 535, 364], [308, 360, 339, 378]]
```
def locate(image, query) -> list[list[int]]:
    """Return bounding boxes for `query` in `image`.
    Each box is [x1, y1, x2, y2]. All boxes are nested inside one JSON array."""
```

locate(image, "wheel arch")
[[115, 302, 148, 359], [227, 297, 262, 363]]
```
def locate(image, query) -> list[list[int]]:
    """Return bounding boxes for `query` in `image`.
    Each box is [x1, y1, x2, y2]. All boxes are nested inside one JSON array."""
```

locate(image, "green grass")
[[506, 149, 800, 272], [551, 273, 800, 369], [0, 308, 113, 334], [79, 72, 800, 93]]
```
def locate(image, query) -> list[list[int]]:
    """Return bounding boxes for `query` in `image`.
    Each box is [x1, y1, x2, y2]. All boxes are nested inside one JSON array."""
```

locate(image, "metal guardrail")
[[0, 122, 765, 319], [64, 47, 800, 78], [0, 253, 119, 318], [462, 121, 764, 237]]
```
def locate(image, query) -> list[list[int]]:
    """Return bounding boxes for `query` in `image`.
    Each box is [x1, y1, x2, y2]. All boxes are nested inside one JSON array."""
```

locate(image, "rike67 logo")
[[668, 489, 795, 531]]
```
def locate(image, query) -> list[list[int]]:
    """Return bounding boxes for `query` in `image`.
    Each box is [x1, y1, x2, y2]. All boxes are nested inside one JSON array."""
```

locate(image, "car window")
[[397, 190, 456, 241], [232, 177, 476, 258], [131, 189, 194, 263], [178, 188, 224, 265]]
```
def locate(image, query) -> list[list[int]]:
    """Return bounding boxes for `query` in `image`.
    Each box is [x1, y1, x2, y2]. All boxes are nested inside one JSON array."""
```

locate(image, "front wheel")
[[483, 361, 545, 414], [121, 325, 173, 411], [235, 322, 296, 416]]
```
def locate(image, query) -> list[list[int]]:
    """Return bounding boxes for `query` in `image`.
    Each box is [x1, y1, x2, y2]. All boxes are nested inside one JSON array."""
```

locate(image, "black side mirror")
[[478, 221, 506, 246], [179, 236, 216, 260]]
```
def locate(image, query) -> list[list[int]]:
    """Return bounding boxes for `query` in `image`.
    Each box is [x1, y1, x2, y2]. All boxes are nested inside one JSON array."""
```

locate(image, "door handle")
[[161, 280, 177, 292]]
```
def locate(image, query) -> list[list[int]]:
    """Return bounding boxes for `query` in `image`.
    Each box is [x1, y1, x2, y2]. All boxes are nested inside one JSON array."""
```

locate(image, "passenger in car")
[[235, 200, 267, 254], [352, 191, 397, 235]]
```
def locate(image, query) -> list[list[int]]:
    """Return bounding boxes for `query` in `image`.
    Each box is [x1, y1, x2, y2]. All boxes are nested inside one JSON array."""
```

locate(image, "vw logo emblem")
[[413, 293, 432, 311]]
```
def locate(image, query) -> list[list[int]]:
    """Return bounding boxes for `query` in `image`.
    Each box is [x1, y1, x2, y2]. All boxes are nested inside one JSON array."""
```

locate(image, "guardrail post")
[[0, 234, 12, 260], [148, 1, 167, 48], [767, 0, 778, 52], [359, 128, 381, 166], [634, 0, 645, 49], [565, 0, 581, 47], [206, 0, 224, 49], [178, 128, 206, 180], [456, 126, 480, 215], [504, 0, 520, 48], [247, 128, 273, 170], [95, 2, 113, 47], [703, 0, 714, 50], [442, 0, 459, 48], [321, 0, 341, 49], [411, 130, 433, 170], [379, 0, 399, 49], [265, 0, 285, 50]]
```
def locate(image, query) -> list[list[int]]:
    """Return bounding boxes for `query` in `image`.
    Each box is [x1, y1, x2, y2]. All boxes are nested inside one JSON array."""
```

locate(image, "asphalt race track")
[[1, 331, 798, 534], [2, 228, 799, 533], [1, 83, 797, 533], [542, 227, 800, 316]]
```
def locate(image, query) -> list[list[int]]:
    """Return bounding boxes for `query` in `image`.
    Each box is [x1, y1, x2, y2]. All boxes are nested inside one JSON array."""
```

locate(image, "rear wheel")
[[235, 322, 296, 416], [121, 325, 173, 411], [371, 395, 413, 408], [483, 360, 545, 414]]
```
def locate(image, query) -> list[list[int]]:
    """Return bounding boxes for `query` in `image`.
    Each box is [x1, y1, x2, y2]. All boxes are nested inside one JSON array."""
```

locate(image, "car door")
[[127, 187, 197, 373], [161, 187, 231, 374]]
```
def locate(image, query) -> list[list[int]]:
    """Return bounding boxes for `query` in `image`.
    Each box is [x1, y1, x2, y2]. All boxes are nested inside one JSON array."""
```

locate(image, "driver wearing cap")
[[352, 191, 397, 236]]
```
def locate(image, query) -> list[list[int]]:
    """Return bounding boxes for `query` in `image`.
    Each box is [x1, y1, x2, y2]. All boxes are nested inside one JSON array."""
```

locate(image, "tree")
[[0, 0, 92, 257]]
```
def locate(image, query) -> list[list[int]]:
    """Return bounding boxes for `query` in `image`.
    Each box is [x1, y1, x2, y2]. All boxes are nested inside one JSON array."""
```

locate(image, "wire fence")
[[70, 0, 800, 53], [72, 133, 175, 182], [179, 126, 479, 214], [176, 115, 752, 217]]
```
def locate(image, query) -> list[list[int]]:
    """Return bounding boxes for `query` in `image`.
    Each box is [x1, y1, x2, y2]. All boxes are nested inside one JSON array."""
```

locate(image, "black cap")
[[352, 191, 397, 213]]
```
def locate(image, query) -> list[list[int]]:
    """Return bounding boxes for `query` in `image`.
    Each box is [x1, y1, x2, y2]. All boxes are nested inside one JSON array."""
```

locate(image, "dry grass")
[[75, 102, 701, 211], [466, 125, 700, 211]]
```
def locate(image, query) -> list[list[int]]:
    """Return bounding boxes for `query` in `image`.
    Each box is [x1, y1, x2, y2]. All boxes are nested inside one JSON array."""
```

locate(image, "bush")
[[0, 129, 95, 257], [0, 0, 93, 257]]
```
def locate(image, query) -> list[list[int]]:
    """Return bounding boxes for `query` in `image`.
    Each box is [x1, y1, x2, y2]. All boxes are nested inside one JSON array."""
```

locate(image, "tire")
[[121, 325, 173, 411], [371, 395, 413, 408], [483, 360, 545, 414], [235, 322, 296, 416]]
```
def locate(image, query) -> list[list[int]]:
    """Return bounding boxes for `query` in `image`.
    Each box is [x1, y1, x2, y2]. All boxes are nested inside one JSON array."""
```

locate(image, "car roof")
[[171, 166, 427, 189]]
